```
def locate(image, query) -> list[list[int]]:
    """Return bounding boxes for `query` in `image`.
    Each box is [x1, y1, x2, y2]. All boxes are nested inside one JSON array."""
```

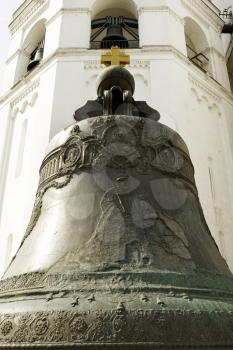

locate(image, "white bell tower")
[[0, 0, 233, 276]]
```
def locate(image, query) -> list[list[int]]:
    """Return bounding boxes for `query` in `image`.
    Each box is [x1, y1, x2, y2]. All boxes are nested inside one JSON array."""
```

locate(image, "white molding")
[[188, 73, 222, 102], [84, 61, 104, 70], [12, 0, 37, 19], [6, 49, 29, 65], [84, 59, 150, 70], [138, 5, 183, 24], [11, 79, 40, 107], [205, 47, 226, 61], [181, 0, 224, 32], [9, 0, 49, 35], [61, 8, 91, 13], [46, 8, 91, 27], [1, 47, 232, 107], [130, 60, 150, 68]]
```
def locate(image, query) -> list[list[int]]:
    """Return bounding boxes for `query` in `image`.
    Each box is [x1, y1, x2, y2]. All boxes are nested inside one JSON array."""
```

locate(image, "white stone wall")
[[0, 0, 233, 276]]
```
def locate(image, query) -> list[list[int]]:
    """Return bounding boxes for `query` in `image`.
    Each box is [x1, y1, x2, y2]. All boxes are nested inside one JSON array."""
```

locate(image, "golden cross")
[[101, 46, 130, 67]]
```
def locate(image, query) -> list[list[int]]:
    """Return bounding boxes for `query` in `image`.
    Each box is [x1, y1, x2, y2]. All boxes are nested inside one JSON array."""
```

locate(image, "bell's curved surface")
[[97, 65, 135, 96], [0, 66, 233, 349]]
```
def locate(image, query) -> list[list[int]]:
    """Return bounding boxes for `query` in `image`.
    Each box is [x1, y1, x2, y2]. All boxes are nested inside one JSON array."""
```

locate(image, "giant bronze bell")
[[0, 51, 233, 349]]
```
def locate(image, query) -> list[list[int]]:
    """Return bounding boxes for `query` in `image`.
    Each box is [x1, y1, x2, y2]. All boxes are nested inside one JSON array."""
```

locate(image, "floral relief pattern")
[[0, 320, 13, 337], [0, 309, 232, 346]]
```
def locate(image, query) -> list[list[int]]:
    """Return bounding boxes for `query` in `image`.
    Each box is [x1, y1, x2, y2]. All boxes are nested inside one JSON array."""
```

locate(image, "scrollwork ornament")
[[36, 117, 194, 199], [21, 175, 73, 244]]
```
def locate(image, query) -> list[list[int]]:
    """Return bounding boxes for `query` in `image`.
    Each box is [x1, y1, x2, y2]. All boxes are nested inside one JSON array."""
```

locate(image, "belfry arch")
[[184, 17, 211, 73], [90, 0, 139, 49], [91, 0, 138, 19], [16, 19, 46, 81]]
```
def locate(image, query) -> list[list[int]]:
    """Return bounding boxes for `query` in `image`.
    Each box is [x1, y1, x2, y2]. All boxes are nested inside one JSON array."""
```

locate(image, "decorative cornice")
[[12, 0, 35, 19], [130, 60, 150, 68], [84, 59, 150, 70], [188, 73, 221, 102], [156, 45, 233, 105], [9, 0, 49, 35], [181, 0, 224, 32], [84, 60, 104, 70], [0, 47, 232, 107], [11, 79, 40, 107], [62, 8, 91, 13]]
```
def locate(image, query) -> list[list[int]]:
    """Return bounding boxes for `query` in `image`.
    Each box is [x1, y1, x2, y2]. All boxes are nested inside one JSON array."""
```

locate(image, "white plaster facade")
[[0, 0, 233, 276]]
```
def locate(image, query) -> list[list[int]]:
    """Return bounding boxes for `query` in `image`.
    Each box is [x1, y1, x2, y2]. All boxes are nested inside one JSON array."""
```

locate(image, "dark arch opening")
[[90, 0, 139, 49]]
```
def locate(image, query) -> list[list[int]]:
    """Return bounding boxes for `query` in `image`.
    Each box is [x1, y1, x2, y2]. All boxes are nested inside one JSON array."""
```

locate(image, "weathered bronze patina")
[[0, 63, 233, 349]]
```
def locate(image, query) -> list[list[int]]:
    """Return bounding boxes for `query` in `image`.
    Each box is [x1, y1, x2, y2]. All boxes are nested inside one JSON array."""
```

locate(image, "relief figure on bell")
[[50, 176, 195, 273], [130, 194, 195, 270]]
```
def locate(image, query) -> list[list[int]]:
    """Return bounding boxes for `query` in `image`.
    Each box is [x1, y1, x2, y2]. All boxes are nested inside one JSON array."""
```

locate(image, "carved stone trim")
[[130, 60, 150, 69], [188, 73, 222, 102], [84, 61, 105, 70], [11, 79, 40, 107], [181, 0, 224, 32], [1, 47, 232, 107], [84, 60, 150, 70], [9, 0, 49, 35]]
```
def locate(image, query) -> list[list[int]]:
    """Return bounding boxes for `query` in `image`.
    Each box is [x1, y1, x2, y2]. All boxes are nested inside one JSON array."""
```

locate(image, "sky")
[[0, 1, 22, 90]]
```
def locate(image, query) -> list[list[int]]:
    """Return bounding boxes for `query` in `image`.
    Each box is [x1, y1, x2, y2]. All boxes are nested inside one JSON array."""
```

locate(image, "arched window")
[[16, 20, 46, 81], [184, 17, 210, 73], [90, 0, 139, 49]]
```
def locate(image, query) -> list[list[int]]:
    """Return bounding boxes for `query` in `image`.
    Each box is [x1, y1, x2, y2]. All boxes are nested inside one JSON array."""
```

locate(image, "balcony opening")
[[220, 7, 233, 34], [15, 20, 46, 83], [27, 38, 45, 72], [184, 17, 210, 74], [90, 0, 139, 49]]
